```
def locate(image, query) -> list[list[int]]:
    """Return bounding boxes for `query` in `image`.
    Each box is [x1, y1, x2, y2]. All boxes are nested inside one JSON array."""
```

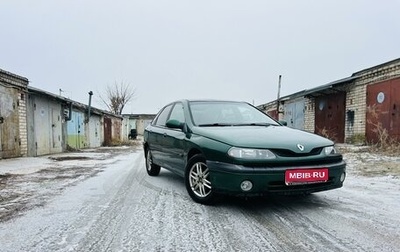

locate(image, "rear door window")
[[154, 104, 173, 127]]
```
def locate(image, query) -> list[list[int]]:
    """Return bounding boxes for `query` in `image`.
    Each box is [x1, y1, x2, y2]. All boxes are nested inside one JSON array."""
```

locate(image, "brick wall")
[[257, 59, 400, 143], [344, 83, 366, 142], [304, 98, 315, 133], [18, 92, 28, 156], [0, 69, 28, 89], [345, 59, 400, 142]]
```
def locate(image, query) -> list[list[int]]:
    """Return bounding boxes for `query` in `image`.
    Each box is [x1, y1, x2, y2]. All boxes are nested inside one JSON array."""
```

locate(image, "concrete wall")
[[121, 116, 129, 141]]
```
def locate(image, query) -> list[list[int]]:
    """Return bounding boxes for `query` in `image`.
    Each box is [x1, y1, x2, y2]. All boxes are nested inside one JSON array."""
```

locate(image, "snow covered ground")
[[0, 144, 399, 251]]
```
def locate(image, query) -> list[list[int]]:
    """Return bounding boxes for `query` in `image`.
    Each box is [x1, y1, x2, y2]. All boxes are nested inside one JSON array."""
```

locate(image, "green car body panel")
[[143, 100, 346, 200]]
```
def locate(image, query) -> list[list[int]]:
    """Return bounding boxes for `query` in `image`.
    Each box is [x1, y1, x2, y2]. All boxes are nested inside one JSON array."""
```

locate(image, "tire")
[[146, 149, 161, 176], [185, 154, 216, 205]]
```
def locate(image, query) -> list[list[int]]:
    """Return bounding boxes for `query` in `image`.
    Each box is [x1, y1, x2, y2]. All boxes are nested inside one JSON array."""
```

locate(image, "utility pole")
[[276, 75, 282, 119], [87, 91, 93, 122]]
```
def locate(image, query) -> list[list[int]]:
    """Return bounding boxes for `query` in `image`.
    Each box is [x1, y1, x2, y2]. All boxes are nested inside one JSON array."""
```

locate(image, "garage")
[[366, 77, 400, 144]]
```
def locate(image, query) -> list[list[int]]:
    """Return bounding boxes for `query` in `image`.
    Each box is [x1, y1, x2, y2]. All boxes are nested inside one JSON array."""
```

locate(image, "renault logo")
[[297, 144, 305, 151]]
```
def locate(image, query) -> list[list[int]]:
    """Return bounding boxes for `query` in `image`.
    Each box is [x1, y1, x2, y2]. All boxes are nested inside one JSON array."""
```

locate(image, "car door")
[[162, 102, 187, 175], [147, 104, 173, 166]]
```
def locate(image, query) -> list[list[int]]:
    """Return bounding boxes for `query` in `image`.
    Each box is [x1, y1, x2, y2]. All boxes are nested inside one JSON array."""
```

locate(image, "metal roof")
[[257, 75, 358, 108], [352, 58, 400, 76], [302, 76, 358, 97], [28, 86, 122, 118], [28, 86, 70, 102]]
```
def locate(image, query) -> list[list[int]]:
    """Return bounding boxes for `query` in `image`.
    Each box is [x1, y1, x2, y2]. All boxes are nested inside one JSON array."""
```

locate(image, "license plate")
[[285, 168, 329, 185]]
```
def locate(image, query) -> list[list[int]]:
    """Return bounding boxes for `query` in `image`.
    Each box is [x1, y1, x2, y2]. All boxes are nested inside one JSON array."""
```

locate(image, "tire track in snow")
[[205, 204, 277, 251], [71, 153, 146, 251], [227, 196, 355, 252], [3, 149, 398, 251]]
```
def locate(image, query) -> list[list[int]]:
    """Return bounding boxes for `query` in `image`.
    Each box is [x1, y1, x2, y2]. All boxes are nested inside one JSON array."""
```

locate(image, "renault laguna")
[[143, 100, 346, 204]]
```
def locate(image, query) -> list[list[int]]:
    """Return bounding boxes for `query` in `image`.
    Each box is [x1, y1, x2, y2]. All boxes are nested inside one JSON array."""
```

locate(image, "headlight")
[[228, 147, 276, 160], [323, 146, 338, 155]]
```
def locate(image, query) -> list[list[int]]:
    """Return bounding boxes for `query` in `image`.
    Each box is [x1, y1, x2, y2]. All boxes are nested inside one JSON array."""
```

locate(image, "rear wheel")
[[146, 149, 161, 176], [185, 154, 215, 204]]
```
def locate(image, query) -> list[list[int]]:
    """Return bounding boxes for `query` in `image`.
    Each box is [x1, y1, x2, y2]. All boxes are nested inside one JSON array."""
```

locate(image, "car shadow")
[[217, 193, 333, 211], [154, 169, 333, 210], [157, 169, 184, 181]]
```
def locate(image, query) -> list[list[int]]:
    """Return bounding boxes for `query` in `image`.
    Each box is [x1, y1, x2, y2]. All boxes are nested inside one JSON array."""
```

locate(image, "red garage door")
[[103, 117, 112, 146], [366, 78, 400, 143], [267, 109, 279, 120], [314, 92, 346, 143]]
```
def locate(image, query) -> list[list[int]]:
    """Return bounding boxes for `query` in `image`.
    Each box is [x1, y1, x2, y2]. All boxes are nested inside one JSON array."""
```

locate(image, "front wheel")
[[146, 149, 161, 176], [185, 154, 216, 205]]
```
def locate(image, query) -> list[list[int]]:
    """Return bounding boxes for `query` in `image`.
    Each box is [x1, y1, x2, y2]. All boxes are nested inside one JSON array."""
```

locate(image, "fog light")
[[340, 172, 346, 182], [240, 180, 253, 191]]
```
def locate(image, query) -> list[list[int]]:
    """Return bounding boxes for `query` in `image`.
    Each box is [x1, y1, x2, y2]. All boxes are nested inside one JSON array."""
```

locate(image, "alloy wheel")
[[189, 162, 211, 198]]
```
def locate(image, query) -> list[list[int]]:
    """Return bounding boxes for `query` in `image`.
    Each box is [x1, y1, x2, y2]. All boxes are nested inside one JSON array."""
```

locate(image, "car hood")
[[192, 125, 333, 153]]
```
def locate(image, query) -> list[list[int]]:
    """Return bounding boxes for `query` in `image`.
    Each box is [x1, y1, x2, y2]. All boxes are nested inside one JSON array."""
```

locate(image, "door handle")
[[163, 133, 167, 137]]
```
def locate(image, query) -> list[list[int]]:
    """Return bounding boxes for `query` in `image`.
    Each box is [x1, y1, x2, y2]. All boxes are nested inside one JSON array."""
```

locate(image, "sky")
[[1, 0, 400, 114]]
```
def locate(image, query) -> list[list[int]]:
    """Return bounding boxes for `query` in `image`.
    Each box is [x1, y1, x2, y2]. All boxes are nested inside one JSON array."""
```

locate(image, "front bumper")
[[207, 160, 346, 195]]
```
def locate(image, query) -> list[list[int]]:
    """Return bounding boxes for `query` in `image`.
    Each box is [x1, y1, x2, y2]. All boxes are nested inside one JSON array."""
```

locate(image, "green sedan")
[[143, 100, 346, 204]]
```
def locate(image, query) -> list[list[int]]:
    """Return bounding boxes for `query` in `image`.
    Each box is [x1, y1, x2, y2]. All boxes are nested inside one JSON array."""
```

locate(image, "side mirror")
[[166, 119, 184, 129], [166, 119, 191, 135], [278, 120, 287, 126]]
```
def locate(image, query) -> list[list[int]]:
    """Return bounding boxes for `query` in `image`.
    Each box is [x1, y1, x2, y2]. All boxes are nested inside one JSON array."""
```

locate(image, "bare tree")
[[100, 81, 136, 115]]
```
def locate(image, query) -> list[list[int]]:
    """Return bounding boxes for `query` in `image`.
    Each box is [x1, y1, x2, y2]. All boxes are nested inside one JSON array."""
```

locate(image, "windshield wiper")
[[198, 123, 233, 127], [233, 123, 275, 127]]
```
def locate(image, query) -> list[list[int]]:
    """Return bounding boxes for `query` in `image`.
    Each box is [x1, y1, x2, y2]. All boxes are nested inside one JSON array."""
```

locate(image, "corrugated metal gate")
[[283, 99, 305, 130], [314, 92, 346, 143], [0, 86, 20, 158], [67, 111, 86, 149], [366, 77, 400, 143], [88, 115, 101, 148], [32, 97, 63, 156]]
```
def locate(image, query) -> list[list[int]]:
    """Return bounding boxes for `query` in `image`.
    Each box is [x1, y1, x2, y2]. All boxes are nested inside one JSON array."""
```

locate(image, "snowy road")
[[0, 148, 399, 252]]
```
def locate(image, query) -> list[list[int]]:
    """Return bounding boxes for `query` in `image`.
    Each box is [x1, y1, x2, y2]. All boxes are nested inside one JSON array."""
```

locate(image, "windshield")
[[188, 101, 279, 126]]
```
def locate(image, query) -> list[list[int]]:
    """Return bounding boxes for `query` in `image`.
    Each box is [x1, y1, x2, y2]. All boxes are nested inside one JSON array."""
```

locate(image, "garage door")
[[366, 77, 400, 143], [314, 92, 346, 143]]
